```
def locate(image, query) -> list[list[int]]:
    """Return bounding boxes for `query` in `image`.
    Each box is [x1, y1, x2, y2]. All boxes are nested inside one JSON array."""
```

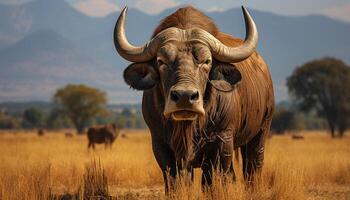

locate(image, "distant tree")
[[121, 108, 133, 117], [271, 108, 296, 134], [53, 84, 107, 134], [114, 108, 146, 129], [287, 57, 350, 137], [46, 107, 73, 129], [22, 107, 44, 128], [95, 110, 116, 125], [0, 114, 21, 129]]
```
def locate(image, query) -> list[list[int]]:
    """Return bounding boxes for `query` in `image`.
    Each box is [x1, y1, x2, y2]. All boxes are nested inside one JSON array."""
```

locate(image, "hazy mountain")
[[0, 0, 349, 103], [0, 30, 128, 102], [0, 0, 105, 47], [0, 101, 53, 114]]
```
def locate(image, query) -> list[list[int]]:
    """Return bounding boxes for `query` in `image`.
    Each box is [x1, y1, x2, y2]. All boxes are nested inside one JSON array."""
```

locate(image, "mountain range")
[[0, 0, 349, 103]]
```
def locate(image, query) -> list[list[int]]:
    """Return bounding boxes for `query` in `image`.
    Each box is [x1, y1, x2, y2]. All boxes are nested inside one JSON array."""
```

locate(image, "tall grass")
[[0, 130, 349, 199], [82, 159, 110, 199]]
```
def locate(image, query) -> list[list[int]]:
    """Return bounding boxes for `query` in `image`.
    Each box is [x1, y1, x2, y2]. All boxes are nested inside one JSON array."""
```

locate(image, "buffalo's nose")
[[170, 90, 199, 104]]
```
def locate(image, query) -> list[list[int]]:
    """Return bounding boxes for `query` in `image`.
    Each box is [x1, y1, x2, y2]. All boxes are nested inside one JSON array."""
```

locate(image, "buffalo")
[[87, 124, 120, 149], [65, 132, 74, 138], [292, 134, 304, 140], [113, 6, 274, 190], [37, 129, 45, 136]]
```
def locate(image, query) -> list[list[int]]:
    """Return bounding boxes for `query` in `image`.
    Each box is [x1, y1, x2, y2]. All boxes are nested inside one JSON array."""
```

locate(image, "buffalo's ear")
[[209, 62, 242, 92], [123, 62, 159, 90]]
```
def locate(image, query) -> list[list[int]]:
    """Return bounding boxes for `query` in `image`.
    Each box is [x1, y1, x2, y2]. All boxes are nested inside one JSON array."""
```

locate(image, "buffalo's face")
[[158, 42, 211, 120], [123, 41, 242, 121], [123, 42, 211, 120]]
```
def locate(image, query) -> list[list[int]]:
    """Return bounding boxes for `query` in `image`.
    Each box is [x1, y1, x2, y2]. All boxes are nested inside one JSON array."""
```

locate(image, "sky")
[[0, 0, 349, 22]]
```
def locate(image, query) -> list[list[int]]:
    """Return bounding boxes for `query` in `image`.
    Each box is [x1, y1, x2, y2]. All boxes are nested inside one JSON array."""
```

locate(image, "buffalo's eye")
[[157, 58, 166, 66], [204, 59, 212, 65]]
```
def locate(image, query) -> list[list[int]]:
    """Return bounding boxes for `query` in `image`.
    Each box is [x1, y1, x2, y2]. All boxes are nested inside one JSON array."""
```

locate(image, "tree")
[[271, 108, 296, 134], [287, 57, 350, 137], [53, 84, 107, 134], [22, 107, 44, 128]]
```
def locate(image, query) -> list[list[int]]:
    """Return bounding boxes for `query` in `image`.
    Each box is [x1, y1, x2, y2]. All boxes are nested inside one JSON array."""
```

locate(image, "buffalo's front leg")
[[88, 142, 95, 150], [240, 129, 265, 182], [201, 134, 233, 187], [151, 137, 178, 193]]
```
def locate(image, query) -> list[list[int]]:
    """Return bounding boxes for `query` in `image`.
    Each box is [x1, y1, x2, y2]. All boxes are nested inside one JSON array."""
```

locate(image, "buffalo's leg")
[[201, 160, 234, 188], [201, 161, 214, 187], [88, 141, 95, 149], [219, 138, 234, 183], [201, 143, 220, 187], [231, 148, 240, 181], [240, 129, 265, 182], [201, 133, 234, 187], [151, 138, 178, 194]]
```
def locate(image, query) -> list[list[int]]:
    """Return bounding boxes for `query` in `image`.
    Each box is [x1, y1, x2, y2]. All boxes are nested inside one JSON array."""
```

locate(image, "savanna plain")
[[0, 130, 349, 200]]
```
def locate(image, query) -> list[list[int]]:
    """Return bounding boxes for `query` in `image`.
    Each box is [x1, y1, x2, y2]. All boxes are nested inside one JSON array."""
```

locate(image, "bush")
[[0, 115, 21, 129]]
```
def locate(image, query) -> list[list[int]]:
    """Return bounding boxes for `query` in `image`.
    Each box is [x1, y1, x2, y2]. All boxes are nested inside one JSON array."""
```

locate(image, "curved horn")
[[114, 7, 185, 62], [113, 7, 156, 62], [216, 6, 258, 62], [192, 6, 258, 63]]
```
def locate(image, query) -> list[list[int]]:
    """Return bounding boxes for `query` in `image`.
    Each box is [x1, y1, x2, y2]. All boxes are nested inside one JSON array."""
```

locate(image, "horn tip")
[[122, 6, 128, 13], [241, 6, 248, 14]]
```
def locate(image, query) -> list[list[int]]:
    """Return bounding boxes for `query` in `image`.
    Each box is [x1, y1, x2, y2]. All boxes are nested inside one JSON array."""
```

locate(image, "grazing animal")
[[87, 124, 120, 149], [114, 6, 274, 190], [292, 134, 304, 140], [65, 132, 74, 138], [37, 129, 45, 136]]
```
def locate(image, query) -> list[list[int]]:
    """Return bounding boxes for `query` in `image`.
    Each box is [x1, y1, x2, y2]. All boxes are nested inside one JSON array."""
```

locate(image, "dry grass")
[[0, 130, 349, 199]]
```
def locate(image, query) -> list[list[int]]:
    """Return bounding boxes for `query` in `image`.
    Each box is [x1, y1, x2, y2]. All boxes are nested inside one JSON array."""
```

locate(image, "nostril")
[[190, 91, 199, 102], [170, 91, 180, 102]]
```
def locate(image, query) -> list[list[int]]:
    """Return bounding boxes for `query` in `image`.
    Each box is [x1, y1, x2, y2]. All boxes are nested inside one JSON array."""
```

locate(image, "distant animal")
[[113, 6, 274, 190], [292, 134, 304, 140], [87, 124, 120, 149], [120, 133, 127, 138], [65, 132, 74, 138], [37, 129, 45, 136]]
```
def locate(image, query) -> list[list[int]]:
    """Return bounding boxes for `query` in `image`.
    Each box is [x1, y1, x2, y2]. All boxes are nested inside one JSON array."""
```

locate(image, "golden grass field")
[[0, 130, 349, 200]]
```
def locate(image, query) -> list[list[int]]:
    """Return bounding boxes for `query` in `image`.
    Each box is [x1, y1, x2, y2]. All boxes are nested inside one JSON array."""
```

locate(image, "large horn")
[[113, 7, 154, 62], [114, 7, 184, 62], [191, 6, 258, 63]]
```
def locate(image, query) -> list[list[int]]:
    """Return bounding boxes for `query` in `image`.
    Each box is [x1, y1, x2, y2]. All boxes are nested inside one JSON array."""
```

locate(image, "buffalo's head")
[[114, 7, 258, 121]]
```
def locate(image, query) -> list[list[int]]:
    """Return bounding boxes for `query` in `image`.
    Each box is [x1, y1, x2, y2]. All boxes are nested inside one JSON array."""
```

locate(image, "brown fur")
[[65, 132, 73, 138], [153, 6, 218, 38], [87, 124, 120, 149], [170, 121, 198, 162], [292, 134, 304, 140]]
